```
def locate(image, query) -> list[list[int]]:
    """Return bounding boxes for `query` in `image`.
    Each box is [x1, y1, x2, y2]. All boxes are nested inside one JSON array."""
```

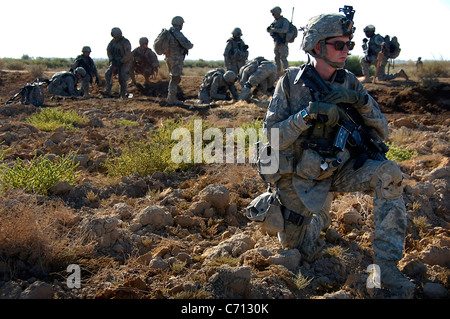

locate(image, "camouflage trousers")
[[166, 54, 185, 98], [274, 42, 289, 73], [80, 74, 92, 97], [105, 63, 130, 98], [277, 159, 406, 263], [361, 56, 389, 81]]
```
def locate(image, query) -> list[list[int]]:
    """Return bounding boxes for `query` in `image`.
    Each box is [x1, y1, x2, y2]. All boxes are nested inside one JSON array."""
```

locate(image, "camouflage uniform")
[[198, 69, 238, 104], [238, 58, 277, 100], [130, 37, 159, 85], [105, 27, 132, 99], [223, 28, 249, 75], [165, 16, 193, 104], [261, 13, 414, 297], [267, 7, 290, 74], [70, 46, 99, 97], [361, 25, 407, 82], [47, 68, 85, 96]]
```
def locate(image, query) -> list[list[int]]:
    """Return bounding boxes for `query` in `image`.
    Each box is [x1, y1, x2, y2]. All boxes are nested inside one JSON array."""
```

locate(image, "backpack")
[[286, 22, 298, 43], [383, 35, 401, 59], [201, 68, 225, 88], [153, 28, 172, 55], [6, 80, 45, 107]]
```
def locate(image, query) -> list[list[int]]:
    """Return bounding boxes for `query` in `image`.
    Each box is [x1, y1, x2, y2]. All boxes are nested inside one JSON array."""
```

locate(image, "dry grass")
[[0, 190, 95, 277]]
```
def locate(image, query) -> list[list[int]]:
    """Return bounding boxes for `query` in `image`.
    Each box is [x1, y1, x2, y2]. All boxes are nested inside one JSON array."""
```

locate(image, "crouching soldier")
[[238, 57, 277, 101], [249, 12, 415, 298], [198, 69, 238, 104], [70, 46, 99, 97], [47, 67, 86, 96]]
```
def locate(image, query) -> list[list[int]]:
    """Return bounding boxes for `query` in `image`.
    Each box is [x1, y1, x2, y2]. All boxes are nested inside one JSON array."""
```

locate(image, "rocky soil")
[[0, 69, 449, 300]]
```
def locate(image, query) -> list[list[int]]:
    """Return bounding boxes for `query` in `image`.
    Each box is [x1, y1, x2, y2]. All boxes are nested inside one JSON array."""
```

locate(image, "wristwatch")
[[300, 108, 310, 124]]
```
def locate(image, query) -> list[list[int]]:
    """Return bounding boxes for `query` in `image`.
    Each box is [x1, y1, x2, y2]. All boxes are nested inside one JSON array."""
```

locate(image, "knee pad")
[[371, 160, 403, 199]]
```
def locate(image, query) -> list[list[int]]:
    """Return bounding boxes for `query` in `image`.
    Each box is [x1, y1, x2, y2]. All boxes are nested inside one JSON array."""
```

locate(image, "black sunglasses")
[[325, 40, 355, 51]]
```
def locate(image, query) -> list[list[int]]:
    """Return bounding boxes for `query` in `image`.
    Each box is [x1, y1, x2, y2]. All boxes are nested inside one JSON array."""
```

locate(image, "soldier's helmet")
[[172, 16, 185, 27], [223, 71, 236, 83], [270, 6, 282, 15], [111, 27, 122, 38], [74, 67, 86, 77], [232, 28, 242, 37], [301, 13, 354, 54], [82, 46, 91, 53], [139, 37, 149, 45], [363, 25, 376, 33]]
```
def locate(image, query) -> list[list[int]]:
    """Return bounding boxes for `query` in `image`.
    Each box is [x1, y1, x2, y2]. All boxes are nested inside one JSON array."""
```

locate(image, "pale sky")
[[1, 0, 449, 62]]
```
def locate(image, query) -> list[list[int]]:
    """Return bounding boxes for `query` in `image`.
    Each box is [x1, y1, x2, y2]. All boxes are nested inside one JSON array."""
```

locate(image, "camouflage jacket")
[[131, 47, 159, 69], [264, 65, 389, 210], [167, 27, 193, 57], [70, 55, 99, 78], [200, 70, 238, 100], [268, 16, 290, 43], [107, 37, 132, 66], [223, 37, 249, 63], [365, 34, 386, 59]]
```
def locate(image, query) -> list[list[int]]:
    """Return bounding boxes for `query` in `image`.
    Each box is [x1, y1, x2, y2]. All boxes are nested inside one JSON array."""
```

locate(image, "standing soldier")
[[360, 25, 407, 83], [105, 27, 132, 99], [130, 37, 159, 86], [223, 28, 249, 75], [164, 16, 193, 105], [252, 12, 415, 298], [267, 6, 290, 76], [70, 46, 99, 97]]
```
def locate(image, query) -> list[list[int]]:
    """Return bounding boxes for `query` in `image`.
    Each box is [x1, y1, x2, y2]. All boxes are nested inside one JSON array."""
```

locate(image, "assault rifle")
[[296, 64, 389, 169]]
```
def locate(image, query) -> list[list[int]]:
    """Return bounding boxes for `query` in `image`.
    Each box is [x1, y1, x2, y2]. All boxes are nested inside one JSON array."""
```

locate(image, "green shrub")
[[104, 117, 212, 177], [26, 107, 88, 131], [345, 55, 363, 76], [0, 152, 80, 195], [386, 143, 417, 162]]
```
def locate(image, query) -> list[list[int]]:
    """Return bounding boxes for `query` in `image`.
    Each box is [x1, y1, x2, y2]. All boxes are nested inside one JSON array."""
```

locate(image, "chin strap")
[[308, 40, 346, 69]]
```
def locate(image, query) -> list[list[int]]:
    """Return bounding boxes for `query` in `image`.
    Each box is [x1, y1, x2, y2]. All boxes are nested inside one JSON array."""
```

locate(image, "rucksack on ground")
[[286, 22, 298, 43], [384, 35, 401, 59], [6, 80, 46, 107], [153, 28, 172, 55]]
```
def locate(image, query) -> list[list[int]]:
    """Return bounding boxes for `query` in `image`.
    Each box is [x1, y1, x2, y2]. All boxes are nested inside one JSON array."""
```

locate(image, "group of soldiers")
[[46, 6, 407, 104], [42, 6, 418, 298]]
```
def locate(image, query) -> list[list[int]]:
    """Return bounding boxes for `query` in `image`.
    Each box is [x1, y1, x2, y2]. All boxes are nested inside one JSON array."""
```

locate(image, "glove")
[[307, 101, 339, 127], [324, 88, 368, 107]]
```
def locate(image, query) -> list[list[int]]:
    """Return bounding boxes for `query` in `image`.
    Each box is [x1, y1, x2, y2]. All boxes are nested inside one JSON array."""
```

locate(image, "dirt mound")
[[0, 70, 449, 301]]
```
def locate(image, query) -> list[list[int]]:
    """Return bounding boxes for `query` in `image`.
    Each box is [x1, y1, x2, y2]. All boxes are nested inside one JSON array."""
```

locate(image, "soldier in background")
[[130, 37, 159, 86], [47, 67, 86, 97], [267, 6, 290, 75], [238, 57, 277, 101], [164, 16, 193, 105], [258, 12, 415, 297], [70, 46, 99, 97], [360, 25, 407, 83], [198, 69, 238, 104], [223, 28, 249, 75], [105, 27, 132, 99]]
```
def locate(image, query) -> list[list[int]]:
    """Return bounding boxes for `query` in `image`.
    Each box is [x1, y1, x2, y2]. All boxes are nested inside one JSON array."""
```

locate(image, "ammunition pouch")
[[253, 142, 294, 184], [296, 145, 349, 181], [246, 192, 284, 234]]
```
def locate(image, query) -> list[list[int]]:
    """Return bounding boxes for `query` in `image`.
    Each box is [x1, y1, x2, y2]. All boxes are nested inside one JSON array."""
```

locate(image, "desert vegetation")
[[0, 57, 448, 300]]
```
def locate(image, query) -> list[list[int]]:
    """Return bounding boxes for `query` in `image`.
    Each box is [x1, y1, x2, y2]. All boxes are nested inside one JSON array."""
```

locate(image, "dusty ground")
[[0, 68, 449, 300]]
